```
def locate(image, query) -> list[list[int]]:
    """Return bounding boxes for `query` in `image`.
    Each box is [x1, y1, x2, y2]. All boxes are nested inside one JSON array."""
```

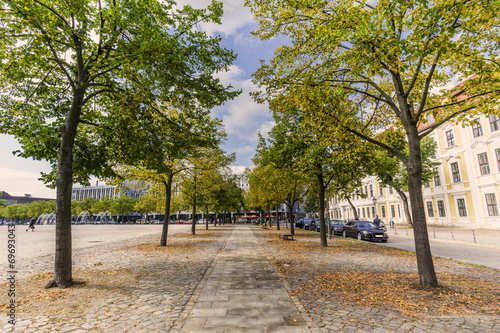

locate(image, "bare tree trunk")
[[276, 203, 280, 230], [205, 209, 209, 230], [191, 181, 197, 235], [395, 187, 413, 227], [46, 89, 85, 289], [160, 173, 173, 246], [287, 200, 295, 235], [347, 197, 357, 219], [317, 172, 327, 247], [407, 126, 438, 287]]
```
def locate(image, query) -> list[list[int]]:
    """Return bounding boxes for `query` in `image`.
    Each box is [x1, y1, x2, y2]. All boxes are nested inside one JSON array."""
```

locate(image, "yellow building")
[[328, 113, 500, 230]]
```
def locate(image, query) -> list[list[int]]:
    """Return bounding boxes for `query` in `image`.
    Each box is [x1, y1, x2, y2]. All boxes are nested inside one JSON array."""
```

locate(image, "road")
[[376, 233, 500, 270], [0, 224, 191, 267]]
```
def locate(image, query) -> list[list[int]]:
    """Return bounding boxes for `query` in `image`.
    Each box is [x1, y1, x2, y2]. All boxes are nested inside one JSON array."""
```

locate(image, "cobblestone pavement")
[[256, 228, 500, 333], [1, 228, 229, 333], [2, 225, 499, 332]]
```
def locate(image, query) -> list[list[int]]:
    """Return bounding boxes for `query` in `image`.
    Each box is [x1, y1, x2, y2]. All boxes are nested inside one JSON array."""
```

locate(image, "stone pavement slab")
[[172, 226, 313, 333]]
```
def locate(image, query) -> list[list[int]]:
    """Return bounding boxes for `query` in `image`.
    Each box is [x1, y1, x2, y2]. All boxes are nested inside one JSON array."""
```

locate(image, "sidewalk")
[[388, 224, 500, 249], [171, 226, 313, 333]]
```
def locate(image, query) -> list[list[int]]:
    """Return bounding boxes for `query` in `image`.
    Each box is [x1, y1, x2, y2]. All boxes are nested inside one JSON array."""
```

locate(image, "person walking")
[[373, 215, 381, 228], [26, 218, 36, 232]]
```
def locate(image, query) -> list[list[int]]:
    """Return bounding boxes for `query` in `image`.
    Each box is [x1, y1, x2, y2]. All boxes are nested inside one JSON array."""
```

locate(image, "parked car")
[[342, 220, 388, 242], [295, 219, 305, 229], [329, 219, 345, 236], [196, 218, 209, 224], [302, 218, 316, 230]]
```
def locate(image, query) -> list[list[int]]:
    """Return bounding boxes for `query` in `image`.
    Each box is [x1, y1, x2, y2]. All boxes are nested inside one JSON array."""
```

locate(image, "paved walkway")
[[171, 226, 312, 333]]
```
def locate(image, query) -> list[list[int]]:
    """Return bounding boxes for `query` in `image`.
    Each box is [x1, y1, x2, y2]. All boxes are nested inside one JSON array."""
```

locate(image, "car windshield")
[[357, 221, 377, 228]]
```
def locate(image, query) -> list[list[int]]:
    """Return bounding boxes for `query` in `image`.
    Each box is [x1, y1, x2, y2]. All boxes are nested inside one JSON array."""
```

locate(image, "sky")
[[0, 0, 281, 199]]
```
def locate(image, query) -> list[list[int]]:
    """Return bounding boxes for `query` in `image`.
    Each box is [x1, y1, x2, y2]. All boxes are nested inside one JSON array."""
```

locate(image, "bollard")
[[450, 223, 455, 240], [472, 229, 477, 244], [433, 222, 436, 239]]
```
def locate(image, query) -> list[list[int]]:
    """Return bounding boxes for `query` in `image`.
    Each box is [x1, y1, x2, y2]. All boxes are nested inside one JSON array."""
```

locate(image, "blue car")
[[342, 220, 388, 242]]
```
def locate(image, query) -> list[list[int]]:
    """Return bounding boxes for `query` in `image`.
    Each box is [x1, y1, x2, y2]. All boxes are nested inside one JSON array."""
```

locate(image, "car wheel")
[[357, 232, 363, 241], [343, 230, 347, 238]]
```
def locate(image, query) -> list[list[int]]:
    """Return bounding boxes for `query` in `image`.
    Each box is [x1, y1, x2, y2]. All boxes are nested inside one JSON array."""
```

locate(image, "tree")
[[369, 132, 439, 227], [0, 0, 238, 287], [248, 0, 500, 287], [110, 195, 137, 224]]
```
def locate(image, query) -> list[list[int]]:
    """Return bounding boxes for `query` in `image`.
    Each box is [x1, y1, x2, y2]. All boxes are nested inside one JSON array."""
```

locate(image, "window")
[[478, 153, 491, 175], [437, 200, 446, 217], [496, 149, 500, 171], [457, 198, 467, 217], [451, 162, 461, 183], [446, 130, 455, 147], [485, 193, 499, 216], [369, 184, 373, 197], [433, 167, 441, 186], [398, 205, 401, 217], [424, 182, 430, 188], [472, 119, 483, 138], [391, 205, 395, 218], [372, 206, 375, 217], [426, 201, 434, 217], [379, 184, 383, 196], [362, 207, 366, 218], [367, 208, 370, 218], [365, 186, 368, 195], [357, 208, 360, 217], [426, 113, 435, 124], [389, 187, 393, 194], [490, 114, 500, 132], [381, 206, 386, 218]]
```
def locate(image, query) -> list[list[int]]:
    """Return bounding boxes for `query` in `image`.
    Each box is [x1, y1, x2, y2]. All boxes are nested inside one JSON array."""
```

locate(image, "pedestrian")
[[355, 215, 360, 220], [26, 218, 36, 232], [373, 215, 381, 228]]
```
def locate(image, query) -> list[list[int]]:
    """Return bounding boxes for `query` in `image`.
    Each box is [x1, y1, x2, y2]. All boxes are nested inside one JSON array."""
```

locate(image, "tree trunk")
[[407, 127, 438, 287], [276, 203, 280, 230], [317, 172, 327, 247], [266, 204, 271, 227], [287, 200, 295, 235], [205, 209, 209, 230], [395, 187, 413, 227], [191, 182, 197, 235], [347, 197, 357, 219], [46, 89, 85, 289], [160, 173, 173, 246]]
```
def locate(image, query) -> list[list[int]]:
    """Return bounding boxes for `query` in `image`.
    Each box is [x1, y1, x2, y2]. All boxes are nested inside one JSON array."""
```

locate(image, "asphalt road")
[[375, 233, 500, 270], [0, 224, 191, 267]]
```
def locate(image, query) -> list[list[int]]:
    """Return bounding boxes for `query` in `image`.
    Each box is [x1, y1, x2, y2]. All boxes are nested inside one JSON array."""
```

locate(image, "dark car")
[[302, 218, 316, 230], [342, 220, 388, 242], [329, 219, 345, 236], [295, 219, 305, 229]]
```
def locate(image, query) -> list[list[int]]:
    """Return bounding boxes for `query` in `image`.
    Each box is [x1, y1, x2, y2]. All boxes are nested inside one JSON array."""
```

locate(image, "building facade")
[[328, 112, 500, 230]]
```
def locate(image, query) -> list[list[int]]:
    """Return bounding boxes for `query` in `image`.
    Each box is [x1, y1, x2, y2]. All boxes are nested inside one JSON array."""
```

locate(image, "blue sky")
[[0, 0, 281, 199]]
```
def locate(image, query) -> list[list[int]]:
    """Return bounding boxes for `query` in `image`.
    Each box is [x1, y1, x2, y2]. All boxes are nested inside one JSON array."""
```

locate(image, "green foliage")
[[0, 0, 239, 185], [110, 195, 137, 217]]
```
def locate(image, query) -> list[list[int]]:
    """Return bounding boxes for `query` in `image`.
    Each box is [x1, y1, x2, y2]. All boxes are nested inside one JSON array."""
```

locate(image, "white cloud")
[[213, 65, 274, 143], [232, 145, 255, 153], [230, 165, 247, 175], [177, 0, 254, 36], [0, 167, 55, 199]]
